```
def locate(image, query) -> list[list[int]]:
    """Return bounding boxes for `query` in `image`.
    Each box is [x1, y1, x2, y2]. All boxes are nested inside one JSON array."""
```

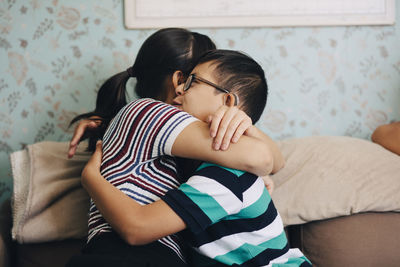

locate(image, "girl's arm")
[[82, 142, 185, 245], [208, 106, 284, 173], [172, 121, 274, 176], [172, 106, 284, 176], [244, 125, 285, 174], [69, 103, 284, 176]]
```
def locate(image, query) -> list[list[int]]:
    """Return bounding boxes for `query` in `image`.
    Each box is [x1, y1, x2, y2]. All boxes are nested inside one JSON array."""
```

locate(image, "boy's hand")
[[68, 116, 102, 158], [81, 140, 103, 183], [207, 106, 252, 151], [261, 175, 274, 195]]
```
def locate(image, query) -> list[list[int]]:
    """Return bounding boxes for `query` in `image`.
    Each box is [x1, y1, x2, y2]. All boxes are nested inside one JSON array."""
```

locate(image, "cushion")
[[10, 142, 91, 243], [287, 212, 400, 267], [271, 136, 400, 226]]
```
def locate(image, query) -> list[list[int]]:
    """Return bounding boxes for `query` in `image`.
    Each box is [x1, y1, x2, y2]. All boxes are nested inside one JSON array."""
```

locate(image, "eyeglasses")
[[183, 74, 239, 105]]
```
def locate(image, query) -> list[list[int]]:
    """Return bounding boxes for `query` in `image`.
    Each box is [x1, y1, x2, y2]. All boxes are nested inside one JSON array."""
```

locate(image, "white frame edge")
[[124, 0, 396, 29]]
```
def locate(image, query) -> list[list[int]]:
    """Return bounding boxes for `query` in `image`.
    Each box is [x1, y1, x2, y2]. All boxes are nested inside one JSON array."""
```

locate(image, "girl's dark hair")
[[70, 28, 216, 151], [197, 49, 268, 124]]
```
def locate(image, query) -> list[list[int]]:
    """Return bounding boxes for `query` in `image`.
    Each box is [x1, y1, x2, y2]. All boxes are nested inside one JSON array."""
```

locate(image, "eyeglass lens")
[[183, 75, 193, 91]]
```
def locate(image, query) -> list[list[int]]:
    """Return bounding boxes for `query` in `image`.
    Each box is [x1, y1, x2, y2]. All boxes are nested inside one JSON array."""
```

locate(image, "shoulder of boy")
[[196, 162, 245, 177]]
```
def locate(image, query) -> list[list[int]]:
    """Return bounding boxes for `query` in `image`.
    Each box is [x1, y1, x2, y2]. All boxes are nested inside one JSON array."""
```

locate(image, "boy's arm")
[[371, 122, 400, 156], [68, 116, 102, 158], [83, 143, 246, 246], [82, 142, 186, 245]]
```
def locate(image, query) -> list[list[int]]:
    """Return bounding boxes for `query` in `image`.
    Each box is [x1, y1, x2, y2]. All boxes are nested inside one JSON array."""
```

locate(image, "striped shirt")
[[163, 163, 312, 266], [87, 98, 197, 261]]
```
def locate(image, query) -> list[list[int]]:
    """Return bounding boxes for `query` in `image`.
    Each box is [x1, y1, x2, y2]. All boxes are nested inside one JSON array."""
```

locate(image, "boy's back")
[[163, 163, 311, 266]]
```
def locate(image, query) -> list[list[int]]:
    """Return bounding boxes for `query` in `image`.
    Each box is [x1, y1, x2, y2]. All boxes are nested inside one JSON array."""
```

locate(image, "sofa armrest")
[[285, 212, 400, 267], [0, 198, 12, 267]]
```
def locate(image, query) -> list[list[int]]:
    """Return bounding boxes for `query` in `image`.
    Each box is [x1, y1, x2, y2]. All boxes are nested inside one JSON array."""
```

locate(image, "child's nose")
[[175, 83, 184, 96]]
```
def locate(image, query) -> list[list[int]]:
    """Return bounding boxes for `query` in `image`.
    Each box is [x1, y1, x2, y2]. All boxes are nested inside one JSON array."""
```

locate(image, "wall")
[[0, 0, 399, 202]]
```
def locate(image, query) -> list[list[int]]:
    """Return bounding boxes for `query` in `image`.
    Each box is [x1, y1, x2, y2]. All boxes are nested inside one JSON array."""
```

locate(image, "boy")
[[82, 50, 310, 266]]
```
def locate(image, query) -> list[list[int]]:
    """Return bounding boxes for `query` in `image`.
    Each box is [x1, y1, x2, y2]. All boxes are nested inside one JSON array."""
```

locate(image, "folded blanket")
[[271, 136, 400, 226], [11, 142, 91, 243]]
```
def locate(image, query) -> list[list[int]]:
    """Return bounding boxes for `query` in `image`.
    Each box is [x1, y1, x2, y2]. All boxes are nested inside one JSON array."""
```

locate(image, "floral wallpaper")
[[0, 0, 399, 203]]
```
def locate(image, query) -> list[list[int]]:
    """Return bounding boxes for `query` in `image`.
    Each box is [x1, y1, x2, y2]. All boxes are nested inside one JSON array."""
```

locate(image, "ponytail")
[[70, 69, 132, 151], [69, 28, 217, 152]]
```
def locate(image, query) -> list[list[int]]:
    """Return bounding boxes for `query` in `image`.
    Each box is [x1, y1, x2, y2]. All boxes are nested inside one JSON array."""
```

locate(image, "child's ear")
[[224, 93, 239, 107], [172, 71, 184, 89]]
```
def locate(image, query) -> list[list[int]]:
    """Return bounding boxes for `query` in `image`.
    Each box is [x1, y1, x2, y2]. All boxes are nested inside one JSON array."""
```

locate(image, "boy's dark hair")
[[197, 49, 268, 124], [70, 28, 216, 151]]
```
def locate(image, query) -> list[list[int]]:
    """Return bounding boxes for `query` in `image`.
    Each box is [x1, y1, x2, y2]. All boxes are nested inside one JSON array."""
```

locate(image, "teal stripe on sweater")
[[272, 256, 310, 266], [225, 188, 271, 220], [213, 231, 288, 265], [179, 183, 227, 223], [196, 162, 245, 177]]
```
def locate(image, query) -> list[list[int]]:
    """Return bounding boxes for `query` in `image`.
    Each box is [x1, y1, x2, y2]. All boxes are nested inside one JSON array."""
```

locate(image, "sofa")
[[1, 136, 400, 267]]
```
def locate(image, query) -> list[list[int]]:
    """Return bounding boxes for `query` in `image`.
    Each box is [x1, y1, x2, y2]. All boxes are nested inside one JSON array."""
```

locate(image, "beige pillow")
[[271, 136, 400, 226], [11, 142, 91, 243]]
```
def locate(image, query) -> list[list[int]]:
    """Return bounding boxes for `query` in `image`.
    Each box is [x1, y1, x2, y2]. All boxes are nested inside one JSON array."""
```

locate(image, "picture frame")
[[124, 0, 395, 29]]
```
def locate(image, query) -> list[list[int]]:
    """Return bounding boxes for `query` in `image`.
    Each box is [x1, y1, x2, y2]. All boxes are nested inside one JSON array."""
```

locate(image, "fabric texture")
[[10, 134, 400, 247], [271, 136, 400, 226], [66, 232, 187, 267], [163, 163, 310, 267], [89, 98, 197, 261], [288, 212, 400, 267], [10, 141, 91, 243], [14, 239, 85, 267], [0, 199, 12, 267]]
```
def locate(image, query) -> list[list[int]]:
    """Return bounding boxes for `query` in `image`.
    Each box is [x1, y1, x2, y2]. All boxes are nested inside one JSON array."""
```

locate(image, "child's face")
[[173, 61, 226, 122]]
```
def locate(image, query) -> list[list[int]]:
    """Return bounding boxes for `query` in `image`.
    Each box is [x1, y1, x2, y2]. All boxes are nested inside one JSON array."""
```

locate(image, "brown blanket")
[[11, 142, 91, 243]]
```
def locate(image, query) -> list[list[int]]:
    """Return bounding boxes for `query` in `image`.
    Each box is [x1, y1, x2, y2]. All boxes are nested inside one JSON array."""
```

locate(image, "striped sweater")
[[163, 163, 312, 266], [87, 98, 197, 261]]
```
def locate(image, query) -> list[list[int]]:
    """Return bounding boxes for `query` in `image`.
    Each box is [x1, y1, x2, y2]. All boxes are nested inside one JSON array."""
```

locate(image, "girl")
[[67, 29, 283, 267]]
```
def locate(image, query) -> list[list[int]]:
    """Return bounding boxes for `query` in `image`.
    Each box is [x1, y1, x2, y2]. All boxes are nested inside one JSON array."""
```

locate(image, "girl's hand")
[[68, 116, 102, 158], [81, 141, 103, 183], [261, 175, 274, 195], [208, 106, 252, 151]]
